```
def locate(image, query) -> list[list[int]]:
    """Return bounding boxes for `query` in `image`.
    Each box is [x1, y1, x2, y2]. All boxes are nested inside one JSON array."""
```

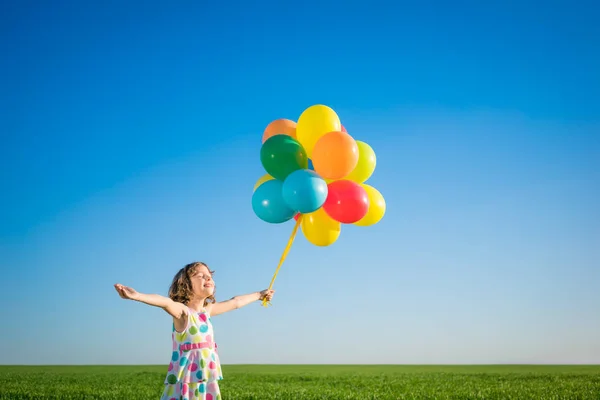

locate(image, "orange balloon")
[[262, 119, 297, 143], [312, 131, 359, 180]]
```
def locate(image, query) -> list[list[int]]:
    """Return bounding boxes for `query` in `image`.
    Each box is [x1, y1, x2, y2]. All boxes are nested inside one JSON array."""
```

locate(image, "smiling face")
[[168, 262, 217, 306], [191, 264, 215, 298]]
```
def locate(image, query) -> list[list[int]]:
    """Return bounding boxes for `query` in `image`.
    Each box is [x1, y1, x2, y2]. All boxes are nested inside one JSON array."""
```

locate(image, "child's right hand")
[[114, 283, 140, 301]]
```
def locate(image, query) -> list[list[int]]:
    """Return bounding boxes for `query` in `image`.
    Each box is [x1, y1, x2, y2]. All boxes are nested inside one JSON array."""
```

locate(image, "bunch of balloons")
[[251, 104, 386, 247]]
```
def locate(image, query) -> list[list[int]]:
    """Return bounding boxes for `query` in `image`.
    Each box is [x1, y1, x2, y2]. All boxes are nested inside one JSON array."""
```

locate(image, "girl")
[[114, 261, 275, 400]]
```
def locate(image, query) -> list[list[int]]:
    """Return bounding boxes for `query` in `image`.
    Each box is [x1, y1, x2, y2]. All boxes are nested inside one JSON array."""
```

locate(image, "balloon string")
[[262, 215, 303, 307]]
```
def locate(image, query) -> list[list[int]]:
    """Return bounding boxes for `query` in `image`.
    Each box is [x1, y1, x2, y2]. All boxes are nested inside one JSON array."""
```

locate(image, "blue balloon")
[[307, 158, 314, 171], [252, 180, 295, 224], [282, 169, 328, 213]]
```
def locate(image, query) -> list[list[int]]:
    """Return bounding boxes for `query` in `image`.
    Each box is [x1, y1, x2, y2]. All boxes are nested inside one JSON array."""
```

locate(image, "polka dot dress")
[[161, 307, 223, 400]]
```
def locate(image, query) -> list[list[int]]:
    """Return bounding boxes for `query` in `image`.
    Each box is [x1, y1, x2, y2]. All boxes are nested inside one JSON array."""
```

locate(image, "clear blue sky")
[[1, 1, 599, 365]]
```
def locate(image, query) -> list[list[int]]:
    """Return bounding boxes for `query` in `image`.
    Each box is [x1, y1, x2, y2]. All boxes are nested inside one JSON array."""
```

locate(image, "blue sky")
[[1, 1, 599, 365]]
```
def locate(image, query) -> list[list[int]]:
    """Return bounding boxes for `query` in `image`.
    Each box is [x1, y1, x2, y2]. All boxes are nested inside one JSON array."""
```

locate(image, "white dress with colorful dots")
[[161, 307, 223, 400]]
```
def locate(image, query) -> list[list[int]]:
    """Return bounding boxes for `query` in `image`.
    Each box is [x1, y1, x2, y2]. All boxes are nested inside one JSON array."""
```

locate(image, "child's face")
[[191, 265, 215, 298]]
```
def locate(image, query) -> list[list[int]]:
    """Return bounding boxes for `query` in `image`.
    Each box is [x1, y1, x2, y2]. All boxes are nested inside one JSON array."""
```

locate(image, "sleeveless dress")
[[161, 306, 223, 400]]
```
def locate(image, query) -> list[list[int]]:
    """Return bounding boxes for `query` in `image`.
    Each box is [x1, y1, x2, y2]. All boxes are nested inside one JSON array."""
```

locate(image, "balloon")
[[293, 213, 300, 221], [296, 105, 341, 158], [260, 134, 308, 181], [353, 184, 386, 226], [282, 169, 328, 213], [301, 207, 341, 247], [252, 180, 296, 224], [262, 119, 297, 143], [253, 173, 274, 191], [307, 158, 314, 171], [323, 180, 369, 223], [343, 141, 376, 183], [312, 131, 359, 180], [341, 125, 347, 133]]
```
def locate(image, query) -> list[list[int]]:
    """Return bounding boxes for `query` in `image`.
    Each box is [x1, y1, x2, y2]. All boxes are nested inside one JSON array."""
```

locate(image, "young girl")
[[114, 261, 275, 400]]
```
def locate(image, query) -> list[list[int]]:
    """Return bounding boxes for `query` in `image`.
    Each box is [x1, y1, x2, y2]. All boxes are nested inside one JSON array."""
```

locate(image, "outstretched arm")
[[114, 283, 187, 321], [208, 289, 275, 317]]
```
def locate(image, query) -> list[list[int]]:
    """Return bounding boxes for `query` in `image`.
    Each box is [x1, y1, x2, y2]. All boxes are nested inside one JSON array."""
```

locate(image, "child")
[[114, 261, 275, 400]]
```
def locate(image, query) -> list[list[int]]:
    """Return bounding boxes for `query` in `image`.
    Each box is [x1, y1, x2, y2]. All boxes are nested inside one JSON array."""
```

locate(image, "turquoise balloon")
[[282, 169, 328, 213], [252, 179, 295, 224]]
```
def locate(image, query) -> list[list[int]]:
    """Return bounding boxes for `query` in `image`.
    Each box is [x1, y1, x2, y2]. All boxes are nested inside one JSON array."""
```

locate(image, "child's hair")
[[168, 261, 216, 306]]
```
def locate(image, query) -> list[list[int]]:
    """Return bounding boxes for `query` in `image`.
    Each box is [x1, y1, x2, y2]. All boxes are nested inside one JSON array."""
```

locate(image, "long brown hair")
[[168, 262, 216, 306]]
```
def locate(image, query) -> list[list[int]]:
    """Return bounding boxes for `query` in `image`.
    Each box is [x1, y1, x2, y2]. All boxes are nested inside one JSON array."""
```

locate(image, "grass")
[[0, 365, 599, 399]]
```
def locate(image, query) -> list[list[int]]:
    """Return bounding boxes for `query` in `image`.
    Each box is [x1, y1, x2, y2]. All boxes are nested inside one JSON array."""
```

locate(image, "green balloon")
[[260, 134, 308, 180]]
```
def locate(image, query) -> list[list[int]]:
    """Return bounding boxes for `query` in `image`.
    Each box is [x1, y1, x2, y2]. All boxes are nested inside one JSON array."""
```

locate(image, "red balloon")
[[323, 180, 369, 223], [341, 125, 347, 133], [293, 213, 300, 221]]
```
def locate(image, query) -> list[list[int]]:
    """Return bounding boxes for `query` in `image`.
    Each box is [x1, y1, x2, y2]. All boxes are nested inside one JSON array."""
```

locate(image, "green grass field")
[[0, 365, 599, 399]]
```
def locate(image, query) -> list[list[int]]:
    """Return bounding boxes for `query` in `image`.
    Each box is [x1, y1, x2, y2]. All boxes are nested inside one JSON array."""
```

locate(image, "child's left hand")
[[259, 289, 275, 302]]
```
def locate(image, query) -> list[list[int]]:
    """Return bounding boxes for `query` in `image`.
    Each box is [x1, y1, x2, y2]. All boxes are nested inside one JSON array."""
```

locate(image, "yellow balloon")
[[344, 141, 376, 183], [296, 105, 341, 158], [301, 207, 341, 246], [253, 174, 274, 191], [353, 184, 386, 226]]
